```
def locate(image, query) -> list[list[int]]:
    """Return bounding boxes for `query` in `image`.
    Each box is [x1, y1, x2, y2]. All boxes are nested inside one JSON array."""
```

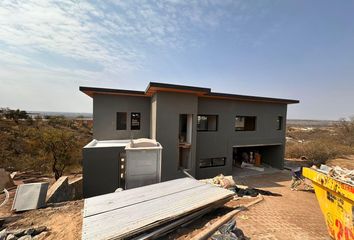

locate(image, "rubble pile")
[[200, 174, 236, 189], [320, 165, 354, 185], [0, 226, 48, 240]]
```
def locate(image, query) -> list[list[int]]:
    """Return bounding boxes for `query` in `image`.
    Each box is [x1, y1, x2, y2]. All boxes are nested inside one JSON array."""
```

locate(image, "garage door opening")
[[232, 144, 284, 170]]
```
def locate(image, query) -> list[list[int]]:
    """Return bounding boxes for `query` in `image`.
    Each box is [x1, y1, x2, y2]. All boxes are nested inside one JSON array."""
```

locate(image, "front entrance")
[[178, 114, 193, 170]]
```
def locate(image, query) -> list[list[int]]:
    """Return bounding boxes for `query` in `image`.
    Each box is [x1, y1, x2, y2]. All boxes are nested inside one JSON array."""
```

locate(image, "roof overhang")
[[79, 86, 146, 98], [80, 82, 299, 104], [145, 82, 211, 96]]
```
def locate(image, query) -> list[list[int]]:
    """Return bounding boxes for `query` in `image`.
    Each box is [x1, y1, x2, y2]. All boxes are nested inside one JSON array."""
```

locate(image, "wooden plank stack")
[[82, 177, 234, 240]]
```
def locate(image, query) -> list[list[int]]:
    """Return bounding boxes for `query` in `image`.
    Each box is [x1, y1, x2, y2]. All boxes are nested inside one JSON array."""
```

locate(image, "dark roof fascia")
[[145, 82, 211, 94], [205, 92, 300, 104], [79, 86, 146, 98]]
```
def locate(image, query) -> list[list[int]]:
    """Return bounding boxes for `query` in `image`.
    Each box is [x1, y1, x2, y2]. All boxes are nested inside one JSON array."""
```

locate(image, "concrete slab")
[[69, 177, 83, 200], [232, 166, 280, 179], [46, 176, 70, 203], [11, 182, 49, 212]]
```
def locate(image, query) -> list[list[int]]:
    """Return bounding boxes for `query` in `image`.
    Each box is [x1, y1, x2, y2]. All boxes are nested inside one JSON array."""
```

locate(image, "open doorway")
[[178, 114, 193, 170], [232, 144, 283, 169]]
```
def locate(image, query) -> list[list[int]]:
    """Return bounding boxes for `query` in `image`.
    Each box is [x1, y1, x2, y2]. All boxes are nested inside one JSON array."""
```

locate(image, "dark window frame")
[[235, 116, 257, 131], [199, 157, 226, 168], [131, 112, 141, 130], [116, 112, 127, 130], [197, 115, 218, 132], [277, 116, 283, 130]]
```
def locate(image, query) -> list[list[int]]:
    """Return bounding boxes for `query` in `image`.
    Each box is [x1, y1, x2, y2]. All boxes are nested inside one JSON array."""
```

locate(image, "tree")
[[0, 108, 29, 122], [336, 117, 354, 147], [39, 127, 79, 180]]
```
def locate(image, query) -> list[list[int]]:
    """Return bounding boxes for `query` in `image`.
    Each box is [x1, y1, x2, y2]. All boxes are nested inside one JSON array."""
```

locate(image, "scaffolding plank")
[[83, 178, 204, 217], [82, 178, 234, 240]]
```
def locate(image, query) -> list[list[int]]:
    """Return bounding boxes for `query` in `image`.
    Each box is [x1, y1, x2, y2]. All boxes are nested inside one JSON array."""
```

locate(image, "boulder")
[[6, 234, 17, 240], [0, 169, 15, 190]]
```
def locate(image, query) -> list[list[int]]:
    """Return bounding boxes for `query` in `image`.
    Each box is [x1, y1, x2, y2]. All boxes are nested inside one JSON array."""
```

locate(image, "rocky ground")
[[0, 168, 334, 240]]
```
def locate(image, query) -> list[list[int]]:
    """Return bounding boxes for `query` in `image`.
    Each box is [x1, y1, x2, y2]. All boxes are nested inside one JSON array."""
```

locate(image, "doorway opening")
[[178, 114, 193, 170]]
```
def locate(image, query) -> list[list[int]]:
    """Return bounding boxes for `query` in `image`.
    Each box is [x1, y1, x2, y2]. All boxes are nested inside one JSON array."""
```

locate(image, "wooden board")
[[82, 178, 234, 240]]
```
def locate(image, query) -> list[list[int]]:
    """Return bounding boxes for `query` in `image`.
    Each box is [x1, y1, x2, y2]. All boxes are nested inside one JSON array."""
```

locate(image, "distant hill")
[[287, 119, 339, 127], [27, 111, 92, 119]]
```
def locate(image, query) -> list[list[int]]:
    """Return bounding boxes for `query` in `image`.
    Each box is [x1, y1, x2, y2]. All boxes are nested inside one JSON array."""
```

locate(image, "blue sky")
[[0, 0, 353, 120]]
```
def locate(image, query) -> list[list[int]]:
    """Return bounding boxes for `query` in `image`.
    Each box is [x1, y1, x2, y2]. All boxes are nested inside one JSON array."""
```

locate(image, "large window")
[[197, 115, 218, 131], [116, 112, 127, 130], [131, 112, 141, 130], [235, 116, 256, 131], [277, 116, 283, 130], [199, 157, 226, 168]]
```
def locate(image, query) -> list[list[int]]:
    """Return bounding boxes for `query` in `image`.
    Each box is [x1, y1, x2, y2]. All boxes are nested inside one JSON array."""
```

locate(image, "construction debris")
[[69, 177, 83, 200], [46, 177, 70, 203], [200, 174, 236, 189], [46, 176, 83, 203], [233, 186, 282, 197], [191, 195, 263, 240], [319, 165, 354, 185], [201, 175, 281, 197], [211, 219, 246, 240], [0, 226, 47, 240], [82, 178, 234, 240], [11, 182, 49, 212]]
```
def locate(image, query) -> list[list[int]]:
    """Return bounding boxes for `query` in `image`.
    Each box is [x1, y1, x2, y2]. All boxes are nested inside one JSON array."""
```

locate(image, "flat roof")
[[80, 82, 299, 104]]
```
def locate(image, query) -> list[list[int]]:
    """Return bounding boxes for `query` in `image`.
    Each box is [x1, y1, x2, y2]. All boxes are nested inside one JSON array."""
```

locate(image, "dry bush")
[[286, 140, 354, 165], [0, 115, 91, 175], [286, 118, 354, 165]]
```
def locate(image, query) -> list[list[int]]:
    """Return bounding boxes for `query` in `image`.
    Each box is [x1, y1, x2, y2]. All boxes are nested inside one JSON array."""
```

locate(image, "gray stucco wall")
[[196, 97, 288, 179], [93, 94, 151, 140], [83, 146, 125, 198], [154, 92, 198, 181]]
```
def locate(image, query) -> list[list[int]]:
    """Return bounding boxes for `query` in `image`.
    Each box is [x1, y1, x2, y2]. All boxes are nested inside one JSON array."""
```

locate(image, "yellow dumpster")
[[303, 167, 354, 240]]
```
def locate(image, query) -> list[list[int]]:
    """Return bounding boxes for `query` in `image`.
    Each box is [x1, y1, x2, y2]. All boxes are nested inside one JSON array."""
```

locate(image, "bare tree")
[[39, 127, 78, 180], [336, 117, 354, 147]]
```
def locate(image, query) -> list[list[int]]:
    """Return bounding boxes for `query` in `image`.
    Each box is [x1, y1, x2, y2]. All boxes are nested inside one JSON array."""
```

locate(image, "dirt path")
[[235, 171, 329, 240]]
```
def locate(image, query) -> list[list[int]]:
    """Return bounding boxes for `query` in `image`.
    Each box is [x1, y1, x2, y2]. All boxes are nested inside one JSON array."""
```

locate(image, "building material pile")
[[82, 178, 234, 240], [319, 165, 354, 185]]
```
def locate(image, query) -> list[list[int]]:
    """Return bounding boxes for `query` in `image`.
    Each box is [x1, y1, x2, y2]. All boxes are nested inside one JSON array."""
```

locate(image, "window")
[[199, 157, 226, 168], [235, 116, 256, 131], [197, 115, 218, 131], [131, 112, 141, 130], [116, 112, 127, 130], [277, 116, 283, 130]]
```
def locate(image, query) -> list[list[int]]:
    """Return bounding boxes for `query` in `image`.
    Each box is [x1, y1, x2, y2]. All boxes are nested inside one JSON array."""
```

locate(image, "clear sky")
[[1, 0, 353, 120]]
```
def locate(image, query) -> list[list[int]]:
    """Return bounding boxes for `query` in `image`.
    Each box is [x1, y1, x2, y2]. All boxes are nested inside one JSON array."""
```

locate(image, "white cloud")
[[0, 0, 268, 75], [0, 0, 273, 111]]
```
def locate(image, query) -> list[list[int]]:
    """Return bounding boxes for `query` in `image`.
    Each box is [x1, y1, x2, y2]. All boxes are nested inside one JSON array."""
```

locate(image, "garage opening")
[[232, 144, 283, 170]]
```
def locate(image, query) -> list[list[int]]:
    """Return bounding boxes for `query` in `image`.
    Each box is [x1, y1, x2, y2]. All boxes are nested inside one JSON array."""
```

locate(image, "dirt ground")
[[0, 189, 83, 240], [326, 155, 354, 169], [1, 170, 329, 240]]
